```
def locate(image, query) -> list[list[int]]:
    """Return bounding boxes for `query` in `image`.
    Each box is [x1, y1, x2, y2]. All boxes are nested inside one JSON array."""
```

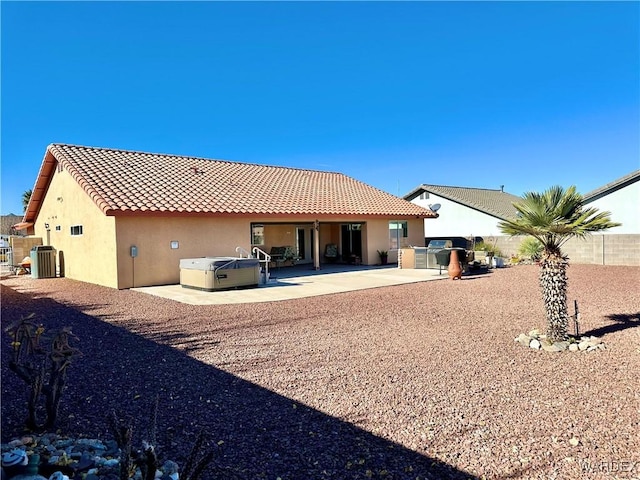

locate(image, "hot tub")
[[180, 257, 261, 291]]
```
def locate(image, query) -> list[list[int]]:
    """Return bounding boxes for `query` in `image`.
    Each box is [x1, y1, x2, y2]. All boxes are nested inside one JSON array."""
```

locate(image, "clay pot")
[[448, 249, 462, 280]]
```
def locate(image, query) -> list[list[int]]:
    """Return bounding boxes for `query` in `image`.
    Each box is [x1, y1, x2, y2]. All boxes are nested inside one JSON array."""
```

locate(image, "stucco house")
[[403, 184, 521, 245], [404, 172, 640, 265], [582, 169, 639, 234], [16, 144, 437, 289], [558, 169, 640, 265]]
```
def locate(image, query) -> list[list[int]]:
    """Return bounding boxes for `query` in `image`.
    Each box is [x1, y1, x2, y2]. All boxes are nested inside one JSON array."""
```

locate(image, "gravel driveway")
[[2, 264, 639, 479]]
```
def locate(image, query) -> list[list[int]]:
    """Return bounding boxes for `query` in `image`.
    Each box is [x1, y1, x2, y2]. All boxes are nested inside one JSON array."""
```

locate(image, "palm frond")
[[498, 185, 620, 254]]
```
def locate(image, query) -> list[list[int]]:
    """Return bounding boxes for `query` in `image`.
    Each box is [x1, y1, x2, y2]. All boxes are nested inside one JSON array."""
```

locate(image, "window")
[[419, 192, 430, 200], [388, 221, 408, 250], [251, 224, 264, 245], [70, 225, 83, 236]]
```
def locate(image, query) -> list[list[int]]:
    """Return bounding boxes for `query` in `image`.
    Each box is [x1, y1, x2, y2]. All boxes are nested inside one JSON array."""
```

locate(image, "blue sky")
[[2, 1, 639, 216]]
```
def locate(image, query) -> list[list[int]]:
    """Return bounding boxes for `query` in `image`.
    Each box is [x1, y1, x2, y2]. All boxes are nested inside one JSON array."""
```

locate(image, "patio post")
[[314, 220, 320, 270]]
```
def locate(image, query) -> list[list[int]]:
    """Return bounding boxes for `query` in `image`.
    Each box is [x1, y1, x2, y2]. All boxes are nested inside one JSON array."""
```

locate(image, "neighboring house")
[[1, 214, 25, 236], [559, 169, 640, 266], [1, 215, 26, 264], [582, 169, 640, 234], [16, 144, 436, 289], [405, 172, 640, 266], [403, 184, 521, 243]]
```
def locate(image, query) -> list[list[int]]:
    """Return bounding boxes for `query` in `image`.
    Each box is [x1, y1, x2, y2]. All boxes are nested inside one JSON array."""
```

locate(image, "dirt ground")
[[2, 264, 639, 479]]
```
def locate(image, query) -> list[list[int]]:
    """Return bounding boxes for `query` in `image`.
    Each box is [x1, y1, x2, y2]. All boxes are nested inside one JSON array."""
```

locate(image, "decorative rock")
[[53, 441, 73, 450], [541, 342, 562, 352], [103, 441, 119, 457], [516, 331, 606, 353], [2, 450, 28, 468], [161, 461, 178, 475], [2, 434, 177, 480], [569, 437, 580, 447], [49, 473, 70, 480], [159, 474, 179, 480], [76, 440, 106, 450], [11, 453, 47, 479], [72, 452, 95, 471]]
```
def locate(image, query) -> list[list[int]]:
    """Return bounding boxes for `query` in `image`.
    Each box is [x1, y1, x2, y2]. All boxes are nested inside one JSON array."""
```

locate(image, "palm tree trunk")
[[539, 256, 570, 342]]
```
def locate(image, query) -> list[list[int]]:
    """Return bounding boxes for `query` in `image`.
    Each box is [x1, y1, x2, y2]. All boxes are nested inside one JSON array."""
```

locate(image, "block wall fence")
[[492, 234, 640, 267]]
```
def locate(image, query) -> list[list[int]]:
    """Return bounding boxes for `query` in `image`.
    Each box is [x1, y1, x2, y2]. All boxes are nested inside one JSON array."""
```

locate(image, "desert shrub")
[[518, 237, 543, 261], [473, 241, 503, 257]]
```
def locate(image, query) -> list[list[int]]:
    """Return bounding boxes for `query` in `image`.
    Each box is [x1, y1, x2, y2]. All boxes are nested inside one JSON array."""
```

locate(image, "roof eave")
[[12, 221, 34, 231], [22, 147, 59, 224], [402, 185, 428, 201], [103, 210, 437, 218], [583, 170, 640, 203]]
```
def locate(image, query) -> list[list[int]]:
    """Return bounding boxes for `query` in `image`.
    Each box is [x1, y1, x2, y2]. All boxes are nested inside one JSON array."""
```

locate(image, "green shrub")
[[473, 241, 503, 257], [518, 237, 543, 261]]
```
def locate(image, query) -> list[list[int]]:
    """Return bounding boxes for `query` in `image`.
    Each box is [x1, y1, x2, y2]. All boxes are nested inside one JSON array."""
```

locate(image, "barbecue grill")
[[426, 239, 453, 269]]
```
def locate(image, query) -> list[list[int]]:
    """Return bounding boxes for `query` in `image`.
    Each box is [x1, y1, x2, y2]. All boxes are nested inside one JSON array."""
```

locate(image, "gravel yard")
[[1, 264, 639, 479]]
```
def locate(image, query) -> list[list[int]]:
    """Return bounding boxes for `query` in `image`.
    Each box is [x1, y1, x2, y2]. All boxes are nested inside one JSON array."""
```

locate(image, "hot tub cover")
[[180, 257, 260, 271]]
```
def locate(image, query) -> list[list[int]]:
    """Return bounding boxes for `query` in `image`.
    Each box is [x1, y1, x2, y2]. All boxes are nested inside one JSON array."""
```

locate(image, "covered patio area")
[[251, 221, 370, 270]]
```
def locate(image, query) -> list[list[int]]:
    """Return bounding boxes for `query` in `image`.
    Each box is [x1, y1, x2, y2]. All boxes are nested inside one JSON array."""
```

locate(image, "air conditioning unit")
[[30, 245, 56, 279]]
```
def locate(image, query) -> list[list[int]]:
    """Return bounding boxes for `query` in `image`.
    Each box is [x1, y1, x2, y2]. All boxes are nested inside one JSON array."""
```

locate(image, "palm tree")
[[22, 189, 32, 212], [498, 186, 621, 342]]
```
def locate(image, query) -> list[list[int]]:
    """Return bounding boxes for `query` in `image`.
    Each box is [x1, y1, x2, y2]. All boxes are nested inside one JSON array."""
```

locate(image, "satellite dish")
[[429, 203, 441, 212]]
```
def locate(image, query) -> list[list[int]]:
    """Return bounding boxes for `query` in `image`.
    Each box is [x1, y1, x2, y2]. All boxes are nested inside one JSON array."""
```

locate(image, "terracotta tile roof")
[[404, 184, 521, 220], [37, 144, 435, 218], [583, 169, 640, 204]]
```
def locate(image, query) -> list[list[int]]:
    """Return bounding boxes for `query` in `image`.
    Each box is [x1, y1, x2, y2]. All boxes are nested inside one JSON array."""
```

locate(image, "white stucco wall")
[[584, 181, 639, 234], [412, 194, 504, 238]]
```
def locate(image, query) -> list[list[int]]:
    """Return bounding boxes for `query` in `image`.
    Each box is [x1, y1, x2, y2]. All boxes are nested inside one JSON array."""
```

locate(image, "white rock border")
[[514, 329, 606, 352]]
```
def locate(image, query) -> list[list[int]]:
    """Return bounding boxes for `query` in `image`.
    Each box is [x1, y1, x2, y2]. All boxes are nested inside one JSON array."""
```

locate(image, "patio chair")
[[324, 244, 339, 263], [269, 246, 300, 268]]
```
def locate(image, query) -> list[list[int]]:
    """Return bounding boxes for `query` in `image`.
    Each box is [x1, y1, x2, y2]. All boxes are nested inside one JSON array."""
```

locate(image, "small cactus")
[[4, 313, 81, 430]]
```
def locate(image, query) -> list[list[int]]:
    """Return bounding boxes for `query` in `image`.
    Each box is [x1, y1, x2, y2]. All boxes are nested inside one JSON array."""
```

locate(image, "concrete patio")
[[132, 264, 447, 305]]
